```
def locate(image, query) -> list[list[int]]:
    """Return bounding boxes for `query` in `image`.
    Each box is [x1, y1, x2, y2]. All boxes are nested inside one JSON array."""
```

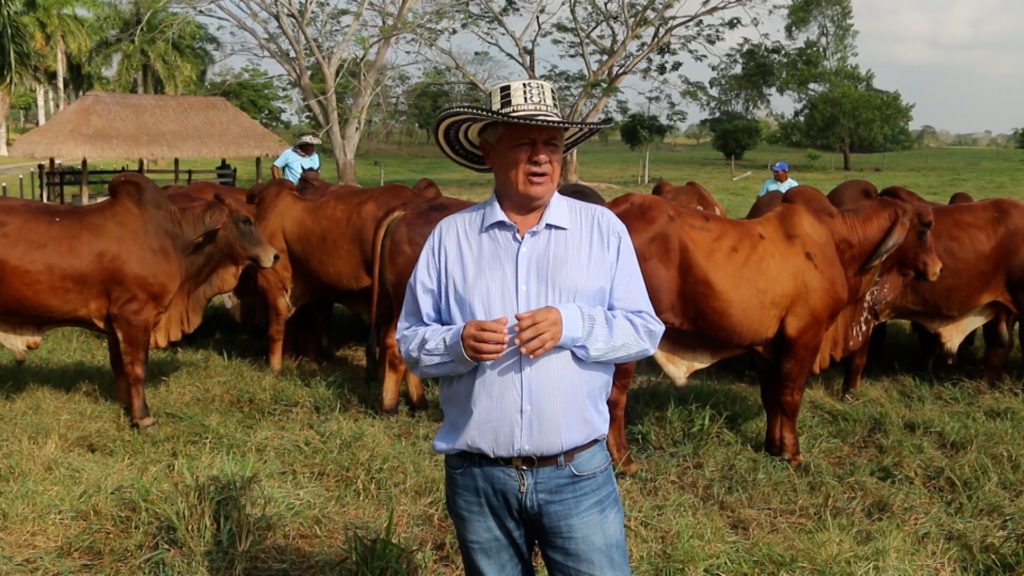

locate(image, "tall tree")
[[619, 111, 670, 184], [800, 83, 913, 169], [195, 0, 422, 184], [0, 0, 35, 155], [706, 112, 761, 161], [425, 0, 760, 182], [205, 64, 288, 128], [23, 0, 91, 111], [95, 0, 217, 95]]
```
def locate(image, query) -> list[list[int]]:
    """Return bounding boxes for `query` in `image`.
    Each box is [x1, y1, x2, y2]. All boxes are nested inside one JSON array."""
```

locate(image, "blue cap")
[[771, 161, 789, 172]]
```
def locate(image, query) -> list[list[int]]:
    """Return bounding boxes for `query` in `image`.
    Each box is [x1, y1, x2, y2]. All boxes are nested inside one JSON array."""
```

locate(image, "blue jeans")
[[444, 441, 631, 576]]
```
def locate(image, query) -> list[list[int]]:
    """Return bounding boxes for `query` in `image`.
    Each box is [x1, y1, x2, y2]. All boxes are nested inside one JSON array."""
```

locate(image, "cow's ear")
[[190, 202, 228, 248], [863, 216, 910, 271]]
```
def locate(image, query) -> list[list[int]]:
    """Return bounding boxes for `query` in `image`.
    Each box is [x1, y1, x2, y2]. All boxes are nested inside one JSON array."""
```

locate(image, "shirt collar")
[[481, 190, 571, 232]]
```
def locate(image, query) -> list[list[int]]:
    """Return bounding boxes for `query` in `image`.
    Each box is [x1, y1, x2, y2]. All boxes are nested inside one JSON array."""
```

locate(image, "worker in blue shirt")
[[271, 134, 321, 184], [398, 79, 664, 575], [759, 160, 799, 196]]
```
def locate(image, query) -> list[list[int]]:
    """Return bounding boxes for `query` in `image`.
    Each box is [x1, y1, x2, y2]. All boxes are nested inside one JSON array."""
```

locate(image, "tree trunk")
[[35, 84, 45, 126], [563, 149, 580, 183], [842, 144, 852, 171], [56, 40, 66, 111], [643, 146, 650, 184], [0, 91, 10, 157], [46, 86, 54, 117]]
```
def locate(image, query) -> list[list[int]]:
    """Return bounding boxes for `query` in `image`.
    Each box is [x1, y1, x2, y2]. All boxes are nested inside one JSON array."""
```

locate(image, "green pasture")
[[1, 143, 1024, 574], [4, 141, 1024, 209]]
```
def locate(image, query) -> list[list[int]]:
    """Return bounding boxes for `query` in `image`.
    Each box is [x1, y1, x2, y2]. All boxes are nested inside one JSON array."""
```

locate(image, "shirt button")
[[525, 406, 532, 413], [520, 285, 527, 291], [525, 366, 531, 372], [524, 445, 530, 451]]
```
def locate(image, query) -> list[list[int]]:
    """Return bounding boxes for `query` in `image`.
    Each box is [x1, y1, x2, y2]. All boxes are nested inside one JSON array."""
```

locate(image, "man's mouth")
[[526, 169, 549, 184]]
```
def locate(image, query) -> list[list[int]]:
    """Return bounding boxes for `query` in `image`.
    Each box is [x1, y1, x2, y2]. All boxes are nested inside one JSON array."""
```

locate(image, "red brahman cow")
[[840, 193, 1024, 391], [370, 196, 476, 412], [826, 179, 879, 206], [652, 180, 727, 216], [0, 173, 278, 427], [606, 186, 940, 470], [247, 178, 427, 370]]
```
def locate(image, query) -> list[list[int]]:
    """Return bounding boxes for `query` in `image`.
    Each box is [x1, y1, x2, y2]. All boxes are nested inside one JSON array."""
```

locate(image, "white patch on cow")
[[917, 306, 997, 355], [849, 280, 891, 349], [0, 324, 44, 361], [653, 340, 736, 387], [220, 292, 242, 323]]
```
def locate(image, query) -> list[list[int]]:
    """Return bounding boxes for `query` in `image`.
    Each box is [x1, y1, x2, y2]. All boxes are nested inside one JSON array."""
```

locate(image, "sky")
[[851, 0, 1024, 134]]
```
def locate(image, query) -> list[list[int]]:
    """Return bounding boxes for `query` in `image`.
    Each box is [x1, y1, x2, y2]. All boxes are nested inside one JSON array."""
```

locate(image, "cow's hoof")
[[783, 452, 804, 466], [132, 416, 158, 430]]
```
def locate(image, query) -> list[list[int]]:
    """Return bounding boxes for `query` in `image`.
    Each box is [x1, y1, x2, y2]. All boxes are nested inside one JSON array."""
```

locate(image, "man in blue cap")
[[758, 160, 799, 196]]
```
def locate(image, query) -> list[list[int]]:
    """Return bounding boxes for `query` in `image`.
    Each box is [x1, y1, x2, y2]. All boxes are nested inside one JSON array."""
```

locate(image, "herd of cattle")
[[0, 171, 1020, 473]]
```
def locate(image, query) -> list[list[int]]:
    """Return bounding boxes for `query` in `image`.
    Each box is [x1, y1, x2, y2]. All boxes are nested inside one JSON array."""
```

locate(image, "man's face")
[[481, 123, 565, 203], [773, 170, 787, 182], [297, 143, 315, 156]]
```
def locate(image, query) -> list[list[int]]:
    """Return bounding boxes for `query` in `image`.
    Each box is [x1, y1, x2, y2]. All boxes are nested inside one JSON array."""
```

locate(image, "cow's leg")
[[607, 362, 638, 475], [256, 268, 293, 371], [405, 369, 426, 411], [106, 330, 129, 408], [774, 339, 820, 464], [841, 340, 871, 398], [982, 313, 1012, 382], [111, 321, 155, 428], [380, 322, 403, 414], [753, 354, 784, 458]]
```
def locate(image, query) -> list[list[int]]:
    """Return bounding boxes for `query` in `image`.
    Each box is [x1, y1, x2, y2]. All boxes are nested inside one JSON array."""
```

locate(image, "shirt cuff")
[[555, 304, 583, 348]]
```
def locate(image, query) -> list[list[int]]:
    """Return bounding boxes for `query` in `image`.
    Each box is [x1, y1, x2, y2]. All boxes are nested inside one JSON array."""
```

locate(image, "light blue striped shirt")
[[397, 192, 664, 458]]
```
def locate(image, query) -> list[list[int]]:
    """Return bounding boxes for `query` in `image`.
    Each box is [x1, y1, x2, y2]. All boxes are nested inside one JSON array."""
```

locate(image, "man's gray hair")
[[478, 122, 505, 145]]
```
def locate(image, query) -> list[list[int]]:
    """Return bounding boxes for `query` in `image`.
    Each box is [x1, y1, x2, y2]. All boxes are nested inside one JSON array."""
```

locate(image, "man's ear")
[[479, 140, 496, 168]]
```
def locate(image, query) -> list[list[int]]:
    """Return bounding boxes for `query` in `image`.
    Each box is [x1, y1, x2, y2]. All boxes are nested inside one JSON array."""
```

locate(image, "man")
[[758, 160, 799, 196], [271, 134, 321, 184], [397, 80, 664, 575]]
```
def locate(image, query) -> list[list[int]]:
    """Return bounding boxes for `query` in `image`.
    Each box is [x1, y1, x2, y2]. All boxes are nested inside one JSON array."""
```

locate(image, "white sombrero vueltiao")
[[435, 80, 613, 173]]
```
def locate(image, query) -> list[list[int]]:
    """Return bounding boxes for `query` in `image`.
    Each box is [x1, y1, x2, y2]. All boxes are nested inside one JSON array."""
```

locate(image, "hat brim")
[[435, 106, 613, 173]]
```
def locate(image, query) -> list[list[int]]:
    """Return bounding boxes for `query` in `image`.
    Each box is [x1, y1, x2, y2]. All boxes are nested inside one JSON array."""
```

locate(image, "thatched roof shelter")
[[11, 91, 287, 159]]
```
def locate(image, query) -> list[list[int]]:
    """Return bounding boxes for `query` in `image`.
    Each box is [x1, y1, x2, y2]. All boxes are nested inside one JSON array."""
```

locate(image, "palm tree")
[[0, 0, 36, 155], [23, 0, 92, 111], [95, 0, 218, 95]]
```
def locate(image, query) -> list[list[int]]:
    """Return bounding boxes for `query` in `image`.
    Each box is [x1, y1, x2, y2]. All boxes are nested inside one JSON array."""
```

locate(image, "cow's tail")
[[367, 206, 406, 381]]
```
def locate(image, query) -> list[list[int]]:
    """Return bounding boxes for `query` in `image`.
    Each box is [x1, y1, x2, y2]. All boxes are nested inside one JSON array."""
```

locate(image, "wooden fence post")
[[255, 156, 262, 183], [174, 158, 180, 184], [37, 163, 45, 202], [80, 157, 89, 204]]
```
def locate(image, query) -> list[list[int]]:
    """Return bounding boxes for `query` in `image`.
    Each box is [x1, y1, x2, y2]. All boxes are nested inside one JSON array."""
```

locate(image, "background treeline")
[[3, 0, 1023, 178]]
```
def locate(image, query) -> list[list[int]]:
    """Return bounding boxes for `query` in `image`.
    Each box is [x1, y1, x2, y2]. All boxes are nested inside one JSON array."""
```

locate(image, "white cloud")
[[853, 0, 1024, 131]]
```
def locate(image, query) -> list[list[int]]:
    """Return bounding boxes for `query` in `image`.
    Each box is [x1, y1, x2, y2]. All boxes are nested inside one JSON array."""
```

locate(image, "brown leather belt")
[[495, 439, 601, 469]]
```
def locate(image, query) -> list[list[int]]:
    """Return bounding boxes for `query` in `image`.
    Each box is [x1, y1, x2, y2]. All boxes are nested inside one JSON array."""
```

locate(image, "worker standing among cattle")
[[271, 134, 321, 184], [758, 160, 799, 196], [397, 79, 664, 575]]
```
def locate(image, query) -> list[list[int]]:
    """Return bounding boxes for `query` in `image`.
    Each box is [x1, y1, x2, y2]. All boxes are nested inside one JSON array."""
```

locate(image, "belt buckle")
[[510, 455, 538, 469]]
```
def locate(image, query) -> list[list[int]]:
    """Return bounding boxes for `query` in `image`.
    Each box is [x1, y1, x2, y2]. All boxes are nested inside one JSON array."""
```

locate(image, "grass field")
[[1, 143, 1024, 574]]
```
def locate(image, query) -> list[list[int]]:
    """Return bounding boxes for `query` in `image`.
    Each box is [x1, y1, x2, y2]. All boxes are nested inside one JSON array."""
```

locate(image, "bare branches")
[[189, 0, 420, 183]]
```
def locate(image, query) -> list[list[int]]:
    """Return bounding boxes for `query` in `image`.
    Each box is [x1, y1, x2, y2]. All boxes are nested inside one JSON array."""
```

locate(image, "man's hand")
[[514, 307, 563, 359], [462, 317, 510, 362]]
